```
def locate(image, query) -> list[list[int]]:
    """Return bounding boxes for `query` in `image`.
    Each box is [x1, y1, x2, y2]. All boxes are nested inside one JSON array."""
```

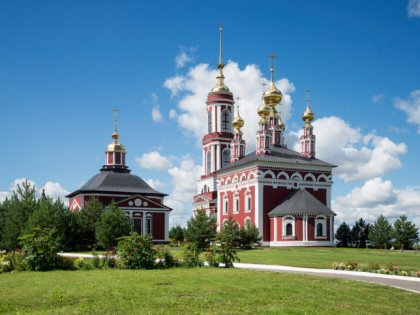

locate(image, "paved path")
[[233, 262, 420, 294], [60, 253, 420, 293]]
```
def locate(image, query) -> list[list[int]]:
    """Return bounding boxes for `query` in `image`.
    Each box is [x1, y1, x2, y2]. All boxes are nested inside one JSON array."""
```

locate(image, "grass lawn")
[[236, 247, 420, 271], [1, 268, 419, 314]]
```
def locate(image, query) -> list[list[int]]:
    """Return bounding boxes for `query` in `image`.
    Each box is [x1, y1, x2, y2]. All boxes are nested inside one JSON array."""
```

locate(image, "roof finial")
[[268, 50, 277, 83], [112, 107, 120, 141], [219, 23, 223, 67], [302, 89, 315, 126], [233, 95, 244, 134], [306, 89, 311, 107]]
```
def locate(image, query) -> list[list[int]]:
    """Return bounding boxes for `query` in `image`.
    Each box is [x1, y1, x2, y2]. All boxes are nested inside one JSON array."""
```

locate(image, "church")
[[66, 111, 172, 243], [192, 27, 336, 247]]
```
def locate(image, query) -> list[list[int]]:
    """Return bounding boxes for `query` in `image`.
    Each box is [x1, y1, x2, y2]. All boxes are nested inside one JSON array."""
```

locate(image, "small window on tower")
[[207, 150, 211, 175], [222, 149, 230, 167], [208, 111, 212, 133], [222, 110, 230, 132]]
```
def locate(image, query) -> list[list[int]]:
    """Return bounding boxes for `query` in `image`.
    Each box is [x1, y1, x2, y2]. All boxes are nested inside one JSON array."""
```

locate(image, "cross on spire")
[[219, 23, 223, 66], [235, 95, 241, 110], [306, 89, 311, 105], [261, 81, 267, 93], [113, 107, 119, 133], [268, 50, 277, 71]]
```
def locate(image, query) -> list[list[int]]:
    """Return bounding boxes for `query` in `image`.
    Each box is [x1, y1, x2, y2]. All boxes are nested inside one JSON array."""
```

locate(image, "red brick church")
[[66, 110, 172, 243], [193, 27, 336, 246]]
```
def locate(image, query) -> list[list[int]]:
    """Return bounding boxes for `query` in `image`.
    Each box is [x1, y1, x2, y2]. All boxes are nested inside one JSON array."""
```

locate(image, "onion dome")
[[263, 51, 283, 106], [232, 104, 244, 134], [302, 89, 315, 128], [258, 101, 271, 122], [278, 114, 286, 131], [210, 25, 232, 95]]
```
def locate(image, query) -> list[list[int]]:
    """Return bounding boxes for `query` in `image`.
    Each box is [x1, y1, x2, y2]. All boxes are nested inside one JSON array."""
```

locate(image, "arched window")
[[286, 223, 293, 236], [222, 149, 230, 167], [206, 150, 211, 175], [222, 110, 230, 132], [208, 111, 212, 133], [317, 223, 323, 237]]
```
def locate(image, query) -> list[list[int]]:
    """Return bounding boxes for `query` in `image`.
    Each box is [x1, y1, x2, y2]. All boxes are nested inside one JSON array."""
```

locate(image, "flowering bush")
[[0, 254, 13, 273], [368, 263, 380, 270], [345, 261, 358, 270], [416, 271, 420, 278]]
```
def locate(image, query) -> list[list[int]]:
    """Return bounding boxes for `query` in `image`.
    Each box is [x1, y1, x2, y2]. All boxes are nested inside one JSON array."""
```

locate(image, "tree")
[[238, 221, 262, 249], [96, 201, 130, 249], [335, 222, 352, 247], [169, 225, 185, 242], [221, 216, 240, 245], [0, 180, 38, 251], [352, 218, 369, 248], [369, 214, 392, 249], [392, 215, 419, 250], [77, 197, 104, 249], [184, 209, 216, 252]]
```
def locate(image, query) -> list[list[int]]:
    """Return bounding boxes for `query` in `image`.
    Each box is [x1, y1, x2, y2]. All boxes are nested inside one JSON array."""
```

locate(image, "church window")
[[223, 196, 228, 215], [146, 217, 152, 235], [286, 223, 293, 236], [245, 194, 251, 212], [233, 195, 239, 213], [222, 149, 231, 167], [222, 110, 230, 132], [133, 218, 142, 234], [208, 111, 212, 133], [316, 223, 323, 237], [207, 150, 211, 175]]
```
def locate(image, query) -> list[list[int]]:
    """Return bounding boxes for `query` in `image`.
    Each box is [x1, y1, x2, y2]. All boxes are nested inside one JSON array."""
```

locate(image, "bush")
[[238, 221, 262, 249], [156, 248, 177, 268], [18, 228, 62, 271], [184, 209, 216, 253], [182, 243, 204, 267], [116, 233, 156, 269], [61, 257, 76, 270], [207, 232, 240, 268]]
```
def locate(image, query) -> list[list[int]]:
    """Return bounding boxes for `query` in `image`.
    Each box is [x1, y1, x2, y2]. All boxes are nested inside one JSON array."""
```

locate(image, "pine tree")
[[392, 215, 419, 250], [221, 216, 240, 245], [369, 214, 392, 249], [78, 197, 104, 249], [185, 209, 216, 252], [96, 201, 130, 249], [352, 218, 369, 248], [169, 225, 185, 242], [335, 222, 352, 247], [238, 221, 261, 249]]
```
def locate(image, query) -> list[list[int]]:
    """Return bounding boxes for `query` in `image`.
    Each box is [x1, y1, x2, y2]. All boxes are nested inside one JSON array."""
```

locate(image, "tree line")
[[335, 215, 419, 249]]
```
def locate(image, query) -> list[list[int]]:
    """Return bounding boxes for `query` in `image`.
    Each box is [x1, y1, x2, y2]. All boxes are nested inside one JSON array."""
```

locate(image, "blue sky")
[[1, 0, 420, 228]]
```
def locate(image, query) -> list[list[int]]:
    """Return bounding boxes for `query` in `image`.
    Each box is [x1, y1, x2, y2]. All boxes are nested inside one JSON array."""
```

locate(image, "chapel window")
[[222, 149, 231, 167], [317, 223, 323, 237], [286, 223, 293, 236], [222, 110, 230, 132], [208, 111, 212, 133]]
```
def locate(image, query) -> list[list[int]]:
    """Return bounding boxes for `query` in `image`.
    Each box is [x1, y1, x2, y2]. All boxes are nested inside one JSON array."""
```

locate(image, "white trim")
[[217, 106, 221, 132], [257, 183, 263, 238], [217, 144, 221, 170], [330, 216, 333, 242], [282, 215, 295, 239], [211, 144, 215, 173], [315, 215, 327, 238], [212, 107, 216, 133], [233, 195, 239, 214], [274, 217, 277, 241]]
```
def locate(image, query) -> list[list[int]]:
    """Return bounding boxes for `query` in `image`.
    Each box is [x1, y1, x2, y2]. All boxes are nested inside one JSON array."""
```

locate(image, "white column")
[[255, 183, 263, 238], [217, 144, 221, 170], [327, 187, 331, 208], [216, 189, 221, 232], [217, 105, 222, 132], [142, 212, 147, 234], [330, 216, 333, 242], [274, 217, 277, 243], [212, 106, 216, 133], [165, 212, 169, 241], [202, 148, 205, 176], [211, 145, 215, 173]]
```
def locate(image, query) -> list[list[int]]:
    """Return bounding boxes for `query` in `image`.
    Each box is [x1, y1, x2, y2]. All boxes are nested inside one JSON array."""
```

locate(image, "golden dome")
[[264, 78, 283, 106], [106, 140, 127, 153], [258, 101, 271, 122], [278, 115, 286, 131], [232, 111, 244, 134], [302, 90, 315, 124]]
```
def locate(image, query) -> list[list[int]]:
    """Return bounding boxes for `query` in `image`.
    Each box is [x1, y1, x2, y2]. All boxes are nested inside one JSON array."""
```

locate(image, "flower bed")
[[333, 261, 420, 277]]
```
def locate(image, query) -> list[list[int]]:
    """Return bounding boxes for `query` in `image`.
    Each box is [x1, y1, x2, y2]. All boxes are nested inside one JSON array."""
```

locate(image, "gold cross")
[[306, 89, 311, 101], [261, 81, 267, 92], [268, 50, 278, 70], [235, 96, 241, 110], [113, 107, 119, 132]]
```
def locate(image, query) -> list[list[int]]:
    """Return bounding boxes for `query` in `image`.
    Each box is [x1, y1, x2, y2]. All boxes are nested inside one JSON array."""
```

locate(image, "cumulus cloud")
[[151, 93, 163, 122], [371, 94, 384, 103], [175, 46, 197, 69], [135, 151, 173, 171], [155, 154, 202, 227], [169, 109, 177, 119], [288, 116, 407, 182], [408, 0, 420, 17], [0, 178, 69, 203], [394, 90, 420, 134], [146, 179, 166, 190], [333, 177, 420, 228], [164, 61, 295, 149]]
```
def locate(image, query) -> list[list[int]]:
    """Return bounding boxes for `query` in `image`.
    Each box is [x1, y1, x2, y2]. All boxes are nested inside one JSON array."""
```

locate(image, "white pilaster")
[[202, 149, 205, 176], [217, 144, 221, 170], [142, 212, 146, 234], [330, 216, 333, 242], [212, 106, 216, 133], [217, 105, 221, 132], [274, 217, 277, 242], [211, 145, 215, 173]]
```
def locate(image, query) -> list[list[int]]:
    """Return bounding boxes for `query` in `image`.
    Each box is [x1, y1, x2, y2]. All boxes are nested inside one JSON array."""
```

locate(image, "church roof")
[[267, 188, 336, 216], [219, 145, 336, 172], [66, 170, 166, 198]]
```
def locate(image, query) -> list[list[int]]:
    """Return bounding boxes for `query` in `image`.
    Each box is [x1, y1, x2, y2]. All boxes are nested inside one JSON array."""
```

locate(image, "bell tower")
[[300, 90, 316, 158]]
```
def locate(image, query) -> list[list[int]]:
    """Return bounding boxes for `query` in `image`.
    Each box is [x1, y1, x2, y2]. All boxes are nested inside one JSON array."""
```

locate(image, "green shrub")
[[116, 233, 156, 269], [238, 221, 262, 249], [18, 228, 62, 271], [208, 232, 240, 268], [156, 248, 177, 268], [182, 243, 204, 267], [91, 252, 101, 269], [61, 257, 76, 270], [74, 257, 86, 269]]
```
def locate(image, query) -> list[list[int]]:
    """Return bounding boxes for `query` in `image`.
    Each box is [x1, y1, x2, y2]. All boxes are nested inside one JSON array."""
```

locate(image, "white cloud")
[[371, 94, 384, 103], [175, 46, 196, 69], [333, 177, 420, 228], [135, 151, 173, 171], [169, 109, 177, 119], [0, 178, 69, 203], [151, 93, 163, 122], [164, 155, 202, 227], [408, 0, 420, 17], [394, 90, 420, 134], [164, 60, 295, 150], [146, 179, 166, 190], [289, 116, 407, 182]]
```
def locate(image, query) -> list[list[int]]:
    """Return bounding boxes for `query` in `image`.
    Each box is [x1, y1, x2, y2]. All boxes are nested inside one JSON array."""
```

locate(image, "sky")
[[1, 0, 420, 230]]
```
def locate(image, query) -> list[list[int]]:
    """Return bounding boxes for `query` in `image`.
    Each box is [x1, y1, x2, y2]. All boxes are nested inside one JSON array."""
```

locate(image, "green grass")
[[237, 247, 420, 271], [1, 268, 419, 314]]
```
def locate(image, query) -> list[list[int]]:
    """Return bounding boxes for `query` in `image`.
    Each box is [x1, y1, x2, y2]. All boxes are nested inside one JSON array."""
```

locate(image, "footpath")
[[60, 253, 420, 294]]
